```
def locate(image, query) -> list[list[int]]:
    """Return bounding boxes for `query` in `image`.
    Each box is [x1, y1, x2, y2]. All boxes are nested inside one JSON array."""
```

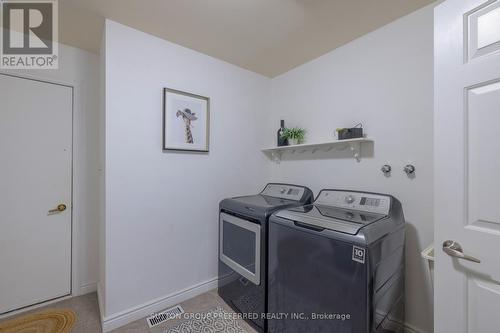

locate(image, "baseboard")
[[98, 277, 428, 333], [79, 282, 97, 295], [100, 277, 218, 332], [0, 282, 97, 320], [97, 282, 105, 322], [0, 295, 73, 321]]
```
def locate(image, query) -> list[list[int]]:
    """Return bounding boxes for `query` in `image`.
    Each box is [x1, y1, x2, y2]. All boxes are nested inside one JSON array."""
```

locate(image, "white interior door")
[[0, 74, 73, 314], [435, 1, 500, 332]]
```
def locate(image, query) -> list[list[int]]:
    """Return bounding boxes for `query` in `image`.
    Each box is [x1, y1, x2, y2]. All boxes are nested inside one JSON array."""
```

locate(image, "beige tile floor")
[[0, 290, 257, 333]]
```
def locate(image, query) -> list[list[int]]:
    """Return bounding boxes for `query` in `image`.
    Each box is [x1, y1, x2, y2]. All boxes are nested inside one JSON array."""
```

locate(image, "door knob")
[[48, 204, 67, 214], [442, 240, 481, 263]]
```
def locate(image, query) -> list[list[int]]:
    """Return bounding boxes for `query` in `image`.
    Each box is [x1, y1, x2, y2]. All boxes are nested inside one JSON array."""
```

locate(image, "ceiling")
[[59, 0, 434, 77]]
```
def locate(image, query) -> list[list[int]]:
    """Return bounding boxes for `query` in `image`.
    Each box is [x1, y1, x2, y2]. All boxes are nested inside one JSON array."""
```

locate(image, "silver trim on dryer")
[[219, 212, 261, 285]]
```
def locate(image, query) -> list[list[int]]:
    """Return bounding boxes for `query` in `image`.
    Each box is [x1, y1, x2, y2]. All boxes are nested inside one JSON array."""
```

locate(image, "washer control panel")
[[261, 184, 305, 201], [315, 190, 391, 215]]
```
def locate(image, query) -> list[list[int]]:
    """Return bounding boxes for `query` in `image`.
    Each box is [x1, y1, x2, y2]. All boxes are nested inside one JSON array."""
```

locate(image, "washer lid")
[[275, 204, 386, 235], [228, 194, 296, 209], [221, 194, 303, 219]]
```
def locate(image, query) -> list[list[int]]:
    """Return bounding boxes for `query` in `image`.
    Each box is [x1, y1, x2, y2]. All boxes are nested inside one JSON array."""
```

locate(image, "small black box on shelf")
[[337, 126, 363, 140]]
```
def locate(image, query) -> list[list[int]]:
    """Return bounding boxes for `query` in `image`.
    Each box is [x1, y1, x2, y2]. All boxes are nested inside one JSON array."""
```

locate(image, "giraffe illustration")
[[176, 108, 198, 144]]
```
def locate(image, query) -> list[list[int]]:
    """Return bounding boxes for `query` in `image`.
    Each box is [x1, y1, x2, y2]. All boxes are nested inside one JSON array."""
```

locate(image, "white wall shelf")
[[262, 138, 373, 163]]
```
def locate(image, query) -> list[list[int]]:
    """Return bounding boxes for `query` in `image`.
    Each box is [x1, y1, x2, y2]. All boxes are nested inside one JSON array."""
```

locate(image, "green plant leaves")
[[281, 127, 305, 142]]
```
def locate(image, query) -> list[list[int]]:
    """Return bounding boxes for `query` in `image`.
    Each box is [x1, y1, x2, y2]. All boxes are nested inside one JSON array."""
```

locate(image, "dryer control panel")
[[315, 190, 391, 215], [261, 184, 305, 201]]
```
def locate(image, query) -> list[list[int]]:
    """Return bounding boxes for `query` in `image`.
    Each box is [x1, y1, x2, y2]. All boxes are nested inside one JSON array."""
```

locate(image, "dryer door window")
[[219, 212, 261, 285]]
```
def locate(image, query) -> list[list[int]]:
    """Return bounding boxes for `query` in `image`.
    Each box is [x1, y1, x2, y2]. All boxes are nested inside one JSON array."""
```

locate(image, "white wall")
[[266, 5, 435, 333], [101, 5, 435, 331], [101, 20, 269, 330], [1, 44, 101, 296]]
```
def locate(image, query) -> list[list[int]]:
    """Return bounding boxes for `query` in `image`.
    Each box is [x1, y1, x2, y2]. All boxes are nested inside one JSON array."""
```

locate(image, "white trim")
[[79, 282, 97, 295], [0, 295, 73, 321], [101, 277, 218, 332], [97, 282, 105, 321], [0, 71, 74, 87], [70, 77, 80, 298]]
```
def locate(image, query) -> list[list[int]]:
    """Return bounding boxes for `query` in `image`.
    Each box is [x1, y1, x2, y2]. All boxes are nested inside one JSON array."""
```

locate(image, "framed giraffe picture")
[[162, 88, 210, 152]]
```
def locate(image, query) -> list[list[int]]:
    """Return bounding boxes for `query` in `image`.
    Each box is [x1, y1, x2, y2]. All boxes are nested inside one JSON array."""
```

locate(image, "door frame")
[[0, 71, 79, 317]]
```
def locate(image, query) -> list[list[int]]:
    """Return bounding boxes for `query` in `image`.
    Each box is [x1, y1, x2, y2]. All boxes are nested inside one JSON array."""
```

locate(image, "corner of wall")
[[97, 18, 107, 320]]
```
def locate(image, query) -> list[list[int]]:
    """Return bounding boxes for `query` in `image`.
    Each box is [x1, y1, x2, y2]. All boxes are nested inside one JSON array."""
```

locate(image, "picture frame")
[[162, 88, 210, 152]]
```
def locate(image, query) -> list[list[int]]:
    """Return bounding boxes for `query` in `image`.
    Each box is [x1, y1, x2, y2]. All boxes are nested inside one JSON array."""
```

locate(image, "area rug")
[[0, 309, 76, 333], [165, 306, 247, 333]]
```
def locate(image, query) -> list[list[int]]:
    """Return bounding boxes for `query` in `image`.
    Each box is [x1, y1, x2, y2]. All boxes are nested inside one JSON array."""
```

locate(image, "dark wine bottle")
[[277, 119, 288, 146]]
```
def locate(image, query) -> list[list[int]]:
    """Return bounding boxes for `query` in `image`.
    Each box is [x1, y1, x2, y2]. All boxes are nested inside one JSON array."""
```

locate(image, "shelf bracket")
[[348, 142, 361, 162]]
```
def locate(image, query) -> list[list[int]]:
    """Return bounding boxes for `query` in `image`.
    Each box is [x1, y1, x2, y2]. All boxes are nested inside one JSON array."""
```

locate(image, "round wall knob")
[[381, 164, 392, 174], [404, 164, 416, 175]]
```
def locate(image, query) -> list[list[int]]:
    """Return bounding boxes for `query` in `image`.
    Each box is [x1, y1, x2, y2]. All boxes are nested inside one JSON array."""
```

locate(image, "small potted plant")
[[281, 127, 306, 145]]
